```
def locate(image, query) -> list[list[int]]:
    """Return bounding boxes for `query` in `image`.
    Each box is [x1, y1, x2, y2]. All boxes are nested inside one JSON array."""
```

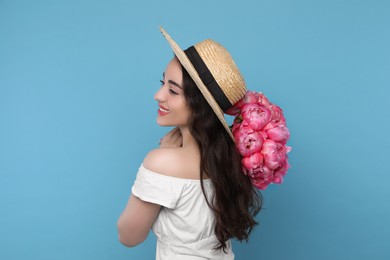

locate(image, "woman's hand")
[[159, 127, 182, 148]]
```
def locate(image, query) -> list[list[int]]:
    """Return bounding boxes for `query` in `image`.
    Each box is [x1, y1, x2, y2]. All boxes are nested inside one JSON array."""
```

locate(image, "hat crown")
[[194, 39, 247, 105]]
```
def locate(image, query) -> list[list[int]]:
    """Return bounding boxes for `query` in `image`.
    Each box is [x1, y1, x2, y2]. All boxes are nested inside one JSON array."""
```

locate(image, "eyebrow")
[[163, 73, 183, 89], [168, 80, 182, 89]]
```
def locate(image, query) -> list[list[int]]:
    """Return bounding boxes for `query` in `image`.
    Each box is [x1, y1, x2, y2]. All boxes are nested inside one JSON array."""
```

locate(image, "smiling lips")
[[158, 105, 170, 116]]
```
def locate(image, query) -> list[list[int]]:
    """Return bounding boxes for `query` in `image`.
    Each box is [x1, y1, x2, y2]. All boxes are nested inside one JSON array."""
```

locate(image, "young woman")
[[117, 28, 264, 260]]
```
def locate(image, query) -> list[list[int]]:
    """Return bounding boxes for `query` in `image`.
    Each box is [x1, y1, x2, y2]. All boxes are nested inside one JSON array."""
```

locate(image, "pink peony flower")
[[272, 159, 291, 184], [226, 91, 261, 116], [270, 105, 286, 125], [275, 159, 290, 176], [261, 139, 286, 170], [244, 91, 260, 104], [272, 174, 283, 184], [266, 125, 290, 143], [250, 166, 274, 190], [234, 124, 263, 157], [257, 92, 271, 108], [230, 90, 291, 189], [242, 152, 264, 172], [258, 130, 268, 141], [241, 103, 272, 131]]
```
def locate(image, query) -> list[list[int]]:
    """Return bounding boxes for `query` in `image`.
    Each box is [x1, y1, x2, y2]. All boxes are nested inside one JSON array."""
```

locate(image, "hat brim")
[[160, 27, 234, 141]]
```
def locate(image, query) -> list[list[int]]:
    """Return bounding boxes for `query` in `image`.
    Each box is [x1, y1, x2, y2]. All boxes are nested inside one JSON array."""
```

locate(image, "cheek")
[[183, 107, 192, 122], [176, 101, 191, 120]]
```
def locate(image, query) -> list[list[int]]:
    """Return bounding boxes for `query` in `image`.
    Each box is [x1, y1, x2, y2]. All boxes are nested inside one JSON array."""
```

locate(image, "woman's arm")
[[117, 194, 161, 247], [117, 141, 181, 247]]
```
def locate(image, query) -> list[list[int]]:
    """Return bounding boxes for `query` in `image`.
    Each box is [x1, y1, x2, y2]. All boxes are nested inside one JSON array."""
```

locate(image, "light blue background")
[[1, 0, 389, 259]]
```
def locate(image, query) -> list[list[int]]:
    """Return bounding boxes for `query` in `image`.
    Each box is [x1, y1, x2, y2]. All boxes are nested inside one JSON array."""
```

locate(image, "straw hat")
[[159, 27, 247, 141]]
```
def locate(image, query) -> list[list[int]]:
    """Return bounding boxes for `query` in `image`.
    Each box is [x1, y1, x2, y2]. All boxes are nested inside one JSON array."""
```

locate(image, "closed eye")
[[161, 78, 179, 95], [169, 89, 178, 95]]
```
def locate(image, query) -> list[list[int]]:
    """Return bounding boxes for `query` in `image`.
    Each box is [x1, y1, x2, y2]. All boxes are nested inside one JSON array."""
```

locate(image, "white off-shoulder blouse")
[[132, 164, 234, 260]]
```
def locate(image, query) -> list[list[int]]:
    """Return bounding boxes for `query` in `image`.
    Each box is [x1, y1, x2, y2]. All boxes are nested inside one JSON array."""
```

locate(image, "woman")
[[117, 27, 263, 260]]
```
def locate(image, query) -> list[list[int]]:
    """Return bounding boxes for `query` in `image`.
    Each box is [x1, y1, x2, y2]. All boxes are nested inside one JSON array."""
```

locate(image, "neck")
[[179, 126, 198, 148]]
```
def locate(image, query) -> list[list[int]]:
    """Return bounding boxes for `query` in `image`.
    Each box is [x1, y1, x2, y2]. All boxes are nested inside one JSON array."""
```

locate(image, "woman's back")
[[132, 163, 234, 260]]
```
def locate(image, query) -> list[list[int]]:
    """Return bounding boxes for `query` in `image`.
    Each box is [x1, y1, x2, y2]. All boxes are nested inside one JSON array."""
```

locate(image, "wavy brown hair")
[[180, 61, 263, 252]]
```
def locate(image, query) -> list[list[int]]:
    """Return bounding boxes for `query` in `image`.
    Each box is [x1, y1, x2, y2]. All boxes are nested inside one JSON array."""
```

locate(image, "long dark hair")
[[181, 62, 263, 252]]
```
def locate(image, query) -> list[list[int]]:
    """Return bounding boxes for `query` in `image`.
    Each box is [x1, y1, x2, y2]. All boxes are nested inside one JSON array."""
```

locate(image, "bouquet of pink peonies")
[[227, 91, 292, 190]]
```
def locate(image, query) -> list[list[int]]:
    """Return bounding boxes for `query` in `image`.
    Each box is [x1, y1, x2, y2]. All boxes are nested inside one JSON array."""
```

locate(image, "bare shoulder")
[[143, 148, 181, 177], [143, 147, 200, 179]]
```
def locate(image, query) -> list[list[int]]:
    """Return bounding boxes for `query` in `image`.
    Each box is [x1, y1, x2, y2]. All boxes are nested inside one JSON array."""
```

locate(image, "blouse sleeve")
[[131, 164, 185, 209]]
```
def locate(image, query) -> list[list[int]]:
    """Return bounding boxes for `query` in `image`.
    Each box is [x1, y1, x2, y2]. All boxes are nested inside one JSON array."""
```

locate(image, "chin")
[[156, 119, 171, 126]]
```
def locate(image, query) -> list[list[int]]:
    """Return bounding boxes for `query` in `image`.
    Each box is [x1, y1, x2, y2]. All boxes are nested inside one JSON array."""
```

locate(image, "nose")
[[154, 85, 166, 102]]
